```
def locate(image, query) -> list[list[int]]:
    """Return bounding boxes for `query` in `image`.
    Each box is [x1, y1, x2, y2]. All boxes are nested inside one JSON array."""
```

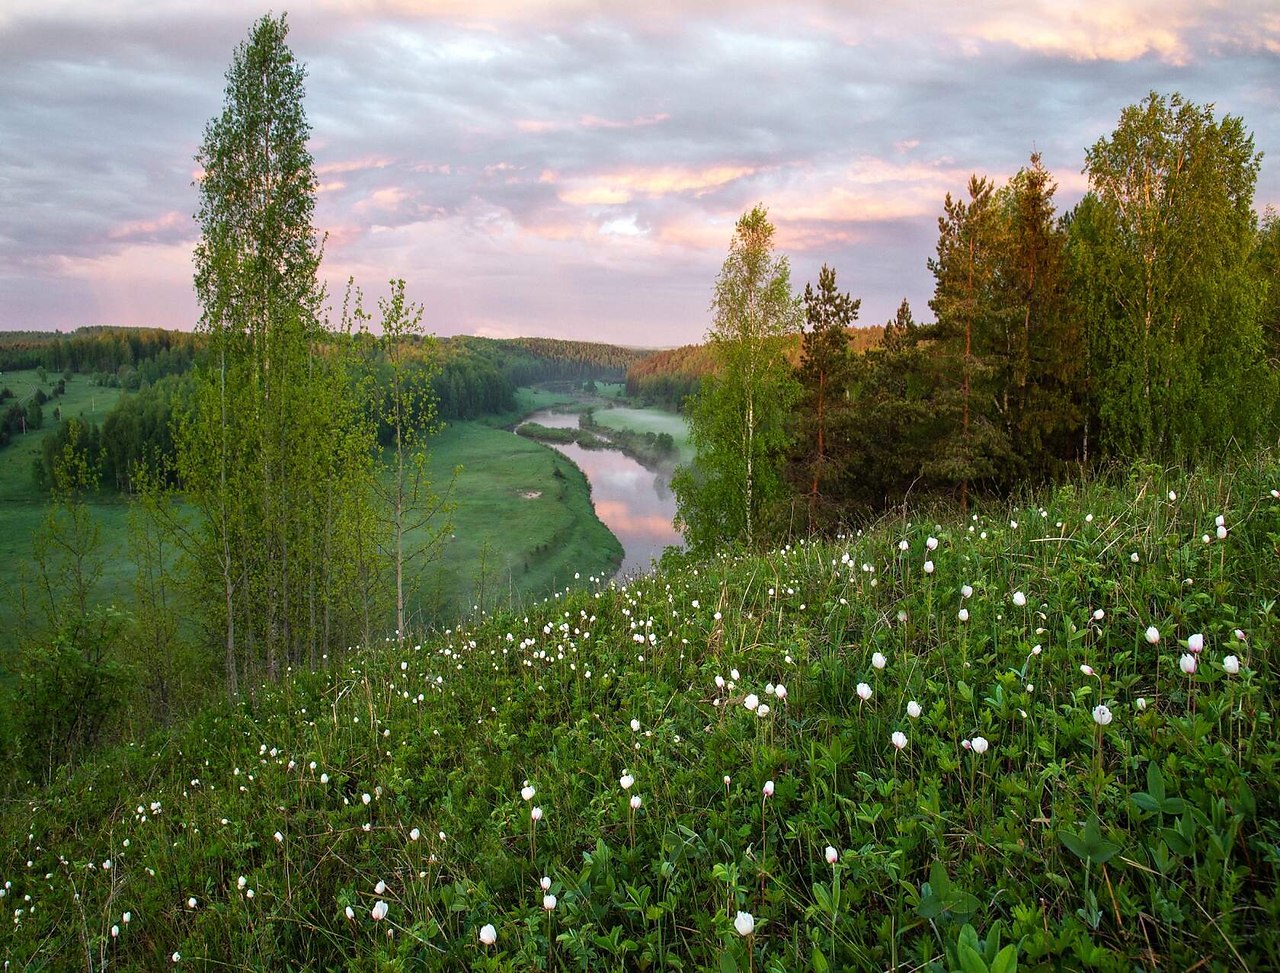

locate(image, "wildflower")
[[187, 897, 197, 908], [238, 876, 247, 890], [479, 923, 497, 946], [273, 831, 284, 844], [1012, 591, 1027, 608], [1092, 704, 1113, 726], [926, 536, 939, 551], [531, 806, 543, 822], [1136, 697, 1147, 711], [762, 780, 775, 798], [774, 684, 787, 700], [540, 876, 551, 890], [1145, 626, 1160, 645], [891, 731, 907, 750], [970, 736, 990, 755], [871, 652, 887, 670], [409, 828, 420, 841], [111, 925, 119, 938], [714, 675, 725, 689], [961, 584, 973, 598], [1235, 629, 1247, 641], [1093, 609, 1105, 621], [371, 900, 388, 921], [1187, 633, 1204, 654], [630, 794, 642, 810], [957, 607, 970, 622], [907, 700, 922, 719], [1223, 655, 1240, 675], [743, 693, 760, 711], [542, 894, 557, 911], [1168, 491, 1177, 501], [757, 703, 770, 717], [619, 774, 634, 790], [521, 784, 535, 802], [857, 682, 872, 701], [898, 539, 909, 552], [172, 953, 181, 963], [630, 719, 640, 732], [1130, 552, 1140, 563], [1080, 664, 1094, 676], [1179, 654, 1197, 675], [362, 793, 371, 806], [345, 906, 355, 921], [923, 560, 935, 574], [734, 911, 755, 936], [122, 912, 131, 924], [825, 845, 838, 864]]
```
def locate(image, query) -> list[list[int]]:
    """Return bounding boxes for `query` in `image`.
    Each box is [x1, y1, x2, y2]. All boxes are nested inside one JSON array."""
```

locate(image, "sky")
[[1, 1, 1277, 348]]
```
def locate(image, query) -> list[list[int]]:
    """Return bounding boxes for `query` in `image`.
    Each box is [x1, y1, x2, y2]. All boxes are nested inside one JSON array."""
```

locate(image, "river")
[[522, 409, 684, 579]]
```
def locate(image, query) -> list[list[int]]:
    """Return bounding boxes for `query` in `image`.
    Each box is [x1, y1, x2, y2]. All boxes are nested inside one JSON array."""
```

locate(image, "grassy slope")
[[0, 372, 130, 636], [4, 455, 1278, 970], [0, 380, 619, 656], [589, 405, 693, 464]]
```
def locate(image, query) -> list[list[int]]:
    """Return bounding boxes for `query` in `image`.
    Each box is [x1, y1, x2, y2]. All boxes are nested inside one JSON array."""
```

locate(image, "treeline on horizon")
[[4, 327, 649, 493], [673, 91, 1280, 548]]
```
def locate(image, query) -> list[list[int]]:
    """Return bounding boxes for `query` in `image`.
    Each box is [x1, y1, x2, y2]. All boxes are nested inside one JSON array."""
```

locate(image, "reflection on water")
[[523, 410, 684, 578]]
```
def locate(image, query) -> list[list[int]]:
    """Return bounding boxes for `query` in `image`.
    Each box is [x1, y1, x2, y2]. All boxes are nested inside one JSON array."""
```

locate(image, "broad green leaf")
[[958, 941, 990, 973]]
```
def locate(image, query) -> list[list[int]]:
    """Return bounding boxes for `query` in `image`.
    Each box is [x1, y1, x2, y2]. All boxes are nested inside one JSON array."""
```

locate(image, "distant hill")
[[626, 325, 885, 409]]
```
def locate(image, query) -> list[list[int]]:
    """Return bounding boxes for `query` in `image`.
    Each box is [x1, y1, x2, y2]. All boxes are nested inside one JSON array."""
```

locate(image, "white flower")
[[1145, 626, 1160, 645], [273, 831, 284, 843], [714, 674, 725, 689], [970, 736, 989, 755], [111, 924, 119, 938], [122, 912, 131, 924], [774, 684, 787, 700], [871, 652, 887, 670], [1012, 591, 1027, 608], [362, 793, 371, 806], [1168, 491, 1177, 501], [521, 785, 535, 802], [630, 719, 640, 732], [1179, 654, 1197, 675], [172, 953, 181, 963], [540, 875, 551, 891], [898, 539, 909, 552], [856, 682, 872, 701], [531, 806, 543, 821], [757, 703, 770, 717], [743, 693, 759, 711], [958, 608, 970, 622], [1223, 655, 1240, 675], [1092, 704, 1113, 726], [238, 875, 247, 890], [762, 780, 774, 797], [734, 911, 755, 936], [479, 923, 497, 946], [409, 827, 420, 841], [619, 774, 634, 790], [375, 879, 387, 894], [923, 560, 935, 574], [1215, 514, 1225, 527], [1092, 609, 1105, 621], [907, 700, 922, 719], [187, 897, 197, 908], [961, 584, 973, 598], [630, 794, 642, 810], [825, 845, 838, 864], [1080, 664, 1094, 676], [371, 900, 388, 921], [1187, 633, 1204, 654], [730, 668, 740, 681], [1130, 552, 1140, 563], [891, 731, 907, 750], [926, 536, 939, 551], [345, 905, 355, 921], [1136, 697, 1147, 711], [542, 893, 557, 911]]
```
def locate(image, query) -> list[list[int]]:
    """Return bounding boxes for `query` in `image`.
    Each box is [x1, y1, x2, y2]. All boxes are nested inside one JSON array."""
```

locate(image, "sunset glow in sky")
[[1, 1, 1277, 346]]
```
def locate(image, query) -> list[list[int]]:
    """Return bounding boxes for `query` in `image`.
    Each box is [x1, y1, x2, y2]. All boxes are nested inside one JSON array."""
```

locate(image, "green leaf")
[[958, 942, 990, 973], [811, 946, 830, 973], [719, 950, 738, 973], [990, 944, 1019, 973]]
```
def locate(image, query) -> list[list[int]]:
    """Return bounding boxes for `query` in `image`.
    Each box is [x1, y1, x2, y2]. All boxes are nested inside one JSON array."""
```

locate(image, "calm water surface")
[[523, 410, 684, 578]]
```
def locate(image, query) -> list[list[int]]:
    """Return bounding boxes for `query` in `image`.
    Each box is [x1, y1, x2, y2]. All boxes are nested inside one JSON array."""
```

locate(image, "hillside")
[[3, 453, 1278, 969]]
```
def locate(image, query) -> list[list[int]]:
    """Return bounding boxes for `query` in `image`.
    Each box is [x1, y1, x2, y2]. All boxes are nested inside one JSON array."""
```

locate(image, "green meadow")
[[3, 453, 1277, 970]]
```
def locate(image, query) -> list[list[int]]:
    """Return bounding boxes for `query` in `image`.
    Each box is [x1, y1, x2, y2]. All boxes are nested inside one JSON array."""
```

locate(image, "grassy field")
[[0, 377, 621, 655], [589, 404, 693, 464], [3, 453, 1277, 969]]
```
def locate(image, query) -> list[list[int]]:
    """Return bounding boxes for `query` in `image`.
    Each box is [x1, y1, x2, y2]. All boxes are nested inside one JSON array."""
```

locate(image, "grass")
[[3, 452, 1278, 970], [588, 405, 693, 464], [0, 383, 622, 659]]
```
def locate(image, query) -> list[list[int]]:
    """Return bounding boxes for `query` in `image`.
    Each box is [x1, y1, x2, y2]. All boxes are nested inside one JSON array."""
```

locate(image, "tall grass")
[[2, 453, 1278, 970]]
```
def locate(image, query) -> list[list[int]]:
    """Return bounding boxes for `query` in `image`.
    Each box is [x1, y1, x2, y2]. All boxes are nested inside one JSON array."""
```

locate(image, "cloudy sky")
[[1, 1, 1277, 347]]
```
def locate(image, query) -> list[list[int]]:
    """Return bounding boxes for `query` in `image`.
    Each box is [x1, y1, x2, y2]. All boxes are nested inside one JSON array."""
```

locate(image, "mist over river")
[[521, 409, 684, 578]]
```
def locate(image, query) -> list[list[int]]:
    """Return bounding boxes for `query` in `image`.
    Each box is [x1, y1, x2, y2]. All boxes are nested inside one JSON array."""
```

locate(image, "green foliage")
[[674, 205, 802, 550], [4, 450, 1279, 968], [1077, 91, 1270, 463]]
